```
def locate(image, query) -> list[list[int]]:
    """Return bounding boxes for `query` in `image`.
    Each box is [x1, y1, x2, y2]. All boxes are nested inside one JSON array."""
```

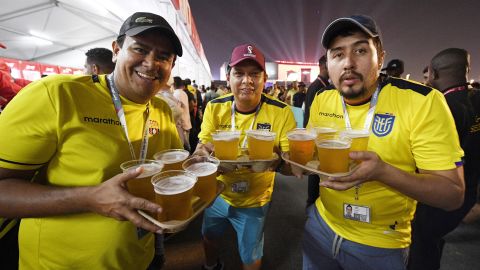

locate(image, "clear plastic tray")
[[281, 152, 357, 177], [138, 181, 225, 233], [217, 150, 279, 173]]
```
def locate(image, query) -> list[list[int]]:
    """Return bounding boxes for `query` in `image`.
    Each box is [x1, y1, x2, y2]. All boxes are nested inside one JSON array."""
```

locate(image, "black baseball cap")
[[382, 59, 404, 71], [321, 15, 381, 49], [118, 12, 183, 57]]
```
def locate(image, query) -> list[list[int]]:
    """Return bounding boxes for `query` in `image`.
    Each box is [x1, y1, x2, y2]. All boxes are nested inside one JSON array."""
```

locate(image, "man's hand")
[[87, 167, 163, 233], [319, 151, 385, 190]]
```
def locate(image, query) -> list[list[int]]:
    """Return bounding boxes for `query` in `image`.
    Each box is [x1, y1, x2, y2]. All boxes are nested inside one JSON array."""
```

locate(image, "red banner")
[[41, 64, 60, 75], [20, 61, 41, 81]]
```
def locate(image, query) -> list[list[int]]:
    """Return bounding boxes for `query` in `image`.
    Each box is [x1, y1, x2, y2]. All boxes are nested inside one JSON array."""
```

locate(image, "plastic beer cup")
[[246, 130, 276, 159], [287, 129, 316, 165], [211, 130, 241, 160], [316, 135, 352, 173], [340, 129, 370, 163], [120, 159, 164, 202], [151, 170, 197, 222], [183, 156, 220, 203], [153, 149, 190, 171]]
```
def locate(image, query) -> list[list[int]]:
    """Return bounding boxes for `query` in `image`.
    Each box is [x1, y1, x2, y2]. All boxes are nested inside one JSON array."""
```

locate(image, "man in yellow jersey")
[[304, 15, 465, 270], [0, 12, 183, 270], [195, 44, 296, 270]]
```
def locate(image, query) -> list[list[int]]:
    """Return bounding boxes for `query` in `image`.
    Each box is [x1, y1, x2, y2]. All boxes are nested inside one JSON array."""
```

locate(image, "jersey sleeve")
[[411, 90, 464, 170], [0, 80, 58, 170], [277, 106, 297, 152], [198, 101, 216, 144]]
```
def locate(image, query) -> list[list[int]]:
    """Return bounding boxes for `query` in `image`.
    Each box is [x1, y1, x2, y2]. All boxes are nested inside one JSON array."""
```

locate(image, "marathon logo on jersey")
[[372, 113, 395, 137], [256, 123, 271, 130], [319, 111, 343, 119], [218, 124, 233, 129], [83, 116, 121, 126], [148, 120, 160, 135]]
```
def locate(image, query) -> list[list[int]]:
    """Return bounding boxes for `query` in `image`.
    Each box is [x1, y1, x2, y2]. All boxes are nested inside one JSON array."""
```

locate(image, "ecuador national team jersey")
[[308, 77, 463, 248], [0, 74, 182, 269], [199, 94, 296, 207]]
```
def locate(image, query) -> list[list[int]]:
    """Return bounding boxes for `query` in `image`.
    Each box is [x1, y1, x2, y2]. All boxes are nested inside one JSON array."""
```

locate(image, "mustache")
[[339, 71, 364, 82]]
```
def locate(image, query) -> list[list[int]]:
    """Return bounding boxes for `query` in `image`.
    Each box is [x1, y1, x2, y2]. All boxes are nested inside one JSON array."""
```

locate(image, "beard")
[[338, 71, 368, 100]]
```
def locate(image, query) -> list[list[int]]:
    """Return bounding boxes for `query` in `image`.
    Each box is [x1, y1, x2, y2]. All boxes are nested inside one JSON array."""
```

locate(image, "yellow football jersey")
[[308, 77, 463, 248], [0, 74, 182, 269]]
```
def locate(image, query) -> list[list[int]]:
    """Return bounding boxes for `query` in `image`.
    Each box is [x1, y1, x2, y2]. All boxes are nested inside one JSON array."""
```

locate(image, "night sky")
[[190, 0, 480, 82]]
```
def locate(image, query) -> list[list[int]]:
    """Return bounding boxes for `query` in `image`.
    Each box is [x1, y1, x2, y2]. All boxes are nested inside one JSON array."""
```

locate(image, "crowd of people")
[[0, 11, 479, 270]]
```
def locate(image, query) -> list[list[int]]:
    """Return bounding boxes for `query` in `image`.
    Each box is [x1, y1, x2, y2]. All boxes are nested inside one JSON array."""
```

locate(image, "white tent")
[[0, 0, 212, 85]]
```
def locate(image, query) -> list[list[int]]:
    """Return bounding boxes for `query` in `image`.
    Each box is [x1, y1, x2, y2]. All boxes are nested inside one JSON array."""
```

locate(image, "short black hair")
[[85, 48, 115, 71], [431, 48, 469, 80], [173, 76, 184, 88], [319, 55, 327, 67]]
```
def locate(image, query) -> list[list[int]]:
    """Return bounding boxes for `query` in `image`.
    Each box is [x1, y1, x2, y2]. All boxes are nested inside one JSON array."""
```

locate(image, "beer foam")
[[157, 151, 189, 164], [133, 163, 163, 178], [247, 130, 276, 141], [212, 131, 241, 141], [318, 140, 350, 149], [288, 133, 316, 141], [185, 162, 218, 177], [154, 175, 196, 195]]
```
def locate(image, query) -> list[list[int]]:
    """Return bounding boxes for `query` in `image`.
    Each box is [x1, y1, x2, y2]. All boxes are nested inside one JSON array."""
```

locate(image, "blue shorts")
[[202, 196, 270, 264], [302, 205, 408, 270]]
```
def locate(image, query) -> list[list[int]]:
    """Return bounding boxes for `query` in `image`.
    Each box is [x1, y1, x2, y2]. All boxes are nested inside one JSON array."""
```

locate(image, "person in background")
[[422, 66, 429, 84], [292, 81, 306, 108], [0, 57, 31, 111], [83, 47, 115, 75], [285, 81, 298, 105], [216, 84, 227, 97], [172, 76, 192, 151], [195, 43, 296, 270], [305, 15, 464, 270], [0, 12, 183, 269], [408, 48, 480, 270], [204, 84, 220, 105], [185, 78, 203, 153], [381, 59, 404, 78]]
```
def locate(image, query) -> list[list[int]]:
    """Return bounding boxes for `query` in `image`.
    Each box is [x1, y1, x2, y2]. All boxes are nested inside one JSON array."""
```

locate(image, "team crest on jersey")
[[148, 120, 160, 135], [372, 113, 395, 137], [256, 123, 271, 131]]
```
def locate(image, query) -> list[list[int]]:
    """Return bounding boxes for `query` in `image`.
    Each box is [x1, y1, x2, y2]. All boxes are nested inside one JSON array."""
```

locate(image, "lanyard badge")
[[107, 73, 151, 160]]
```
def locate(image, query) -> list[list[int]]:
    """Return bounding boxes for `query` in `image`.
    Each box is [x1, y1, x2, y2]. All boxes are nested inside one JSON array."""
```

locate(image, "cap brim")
[[321, 18, 378, 48], [229, 57, 265, 71], [125, 26, 183, 57]]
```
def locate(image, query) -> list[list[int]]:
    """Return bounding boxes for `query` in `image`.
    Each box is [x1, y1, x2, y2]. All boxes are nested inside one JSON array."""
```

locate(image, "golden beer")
[[340, 129, 370, 152], [120, 160, 164, 202], [154, 149, 190, 171], [246, 130, 276, 159], [152, 170, 197, 222], [211, 130, 241, 160], [183, 156, 219, 203], [287, 129, 316, 165], [316, 137, 351, 173]]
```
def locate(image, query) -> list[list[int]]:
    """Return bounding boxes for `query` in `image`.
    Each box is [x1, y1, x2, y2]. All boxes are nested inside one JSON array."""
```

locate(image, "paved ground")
[[163, 174, 480, 270]]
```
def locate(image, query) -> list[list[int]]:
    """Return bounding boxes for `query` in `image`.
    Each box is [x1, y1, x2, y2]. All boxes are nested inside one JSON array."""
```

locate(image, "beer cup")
[[287, 129, 316, 165], [211, 130, 241, 160], [340, 129, 370, 164], [316, 135, 352, 173], [153, 149, 190, 171], [310, 126, 338, 140], [183, 156, 220, 203], [151, 170, 197, 222], [246, 130, 276, 159], [120, 159, 164, 202]]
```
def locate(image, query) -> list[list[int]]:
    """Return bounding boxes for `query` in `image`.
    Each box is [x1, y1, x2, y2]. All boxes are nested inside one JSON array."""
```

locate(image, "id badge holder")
[[231, 169, 249, 193], [343, 203, 371, 223]]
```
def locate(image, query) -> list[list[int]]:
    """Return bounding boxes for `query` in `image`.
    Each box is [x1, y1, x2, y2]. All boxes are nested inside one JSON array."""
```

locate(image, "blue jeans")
[[302, 205, 408, 270]]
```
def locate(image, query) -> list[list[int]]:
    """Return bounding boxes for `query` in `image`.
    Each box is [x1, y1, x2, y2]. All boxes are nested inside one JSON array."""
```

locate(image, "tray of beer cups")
[[282, 128, 367, 177], [135, 155, 225, 233], [211, 129, 280, 173]]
